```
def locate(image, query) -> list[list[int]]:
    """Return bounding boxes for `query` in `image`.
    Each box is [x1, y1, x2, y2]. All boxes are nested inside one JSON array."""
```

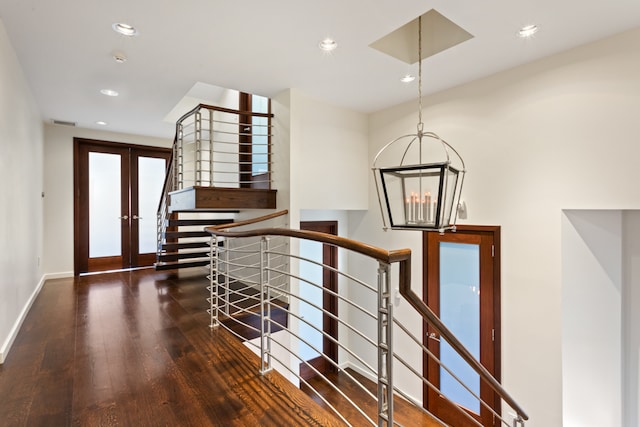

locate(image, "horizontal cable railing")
[[206, 211, 528, 427], [175, 103, 273, 190]]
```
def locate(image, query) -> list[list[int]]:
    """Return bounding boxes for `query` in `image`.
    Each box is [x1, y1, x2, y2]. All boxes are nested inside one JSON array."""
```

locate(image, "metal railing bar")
[[272, 250, 378, 293], [392, 320, 509, 427], [220, 241, 262, 252], [218, 259, 261, 270], [221, 251, 262, 264], [272, 305, 378, 379], [268, 285, 379, 353], [218, 300, 262, 322], [264, 340, 361, 427], [399, 285, 529, 421], [266, 334, 376, 427], [266, 267, 378, 322], [393, 318, 499, 419]]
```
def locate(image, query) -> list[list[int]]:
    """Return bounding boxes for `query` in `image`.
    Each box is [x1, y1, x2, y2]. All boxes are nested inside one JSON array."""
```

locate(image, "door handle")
[[132, 215, 142, 220], [427, 332, 440, 342], [119, 215, 129, 220]]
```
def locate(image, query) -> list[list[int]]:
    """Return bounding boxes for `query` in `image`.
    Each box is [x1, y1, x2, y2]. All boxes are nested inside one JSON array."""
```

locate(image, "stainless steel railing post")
[[195, 111, 202, 186], [377, 262, 394, 426], [259, 236, 273, 374], [209, 235, 220, 328]]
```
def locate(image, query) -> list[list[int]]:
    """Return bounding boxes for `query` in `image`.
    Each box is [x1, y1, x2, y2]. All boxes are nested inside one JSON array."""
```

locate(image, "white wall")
[[562, 210, 622, 426], [0, 19, 44, 363], [43, 124, 170, 275], [348, 26, 640, 426], [289, 90, 368, 211], [623, 211, 640, 427]]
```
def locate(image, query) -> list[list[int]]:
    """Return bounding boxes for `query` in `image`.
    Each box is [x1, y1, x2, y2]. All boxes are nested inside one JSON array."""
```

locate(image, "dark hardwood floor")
[[0, 268, 343, 427]]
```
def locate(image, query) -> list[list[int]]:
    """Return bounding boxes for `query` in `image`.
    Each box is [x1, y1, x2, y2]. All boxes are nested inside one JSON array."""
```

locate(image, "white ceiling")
[[1, 0, 640, 139]]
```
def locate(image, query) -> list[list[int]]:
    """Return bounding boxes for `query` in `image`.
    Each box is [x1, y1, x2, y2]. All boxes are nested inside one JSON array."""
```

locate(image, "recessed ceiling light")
[[112, 22, 138, 37], [112, 52, 127, 63], [518, 24, 539, 38], [400, 74, 415, 83], [319, 38, 338, 52], [96, 121, 108, 126], [100, 89, 119, 97]]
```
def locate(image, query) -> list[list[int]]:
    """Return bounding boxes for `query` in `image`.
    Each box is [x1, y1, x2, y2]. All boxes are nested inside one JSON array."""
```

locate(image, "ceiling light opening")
[[96, 121, 108, 126], [518, 24, 538, 38], [319, 38, 338, 52], [112, 52, 127, 63], [100, 89, 119, 97], [112, 22, 138, 37], [401, 74, 415, 83]]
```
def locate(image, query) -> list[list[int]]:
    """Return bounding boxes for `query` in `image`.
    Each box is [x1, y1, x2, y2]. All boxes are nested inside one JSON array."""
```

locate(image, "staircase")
[[155, 212, 236, 270], [155, 100, 275, 271]]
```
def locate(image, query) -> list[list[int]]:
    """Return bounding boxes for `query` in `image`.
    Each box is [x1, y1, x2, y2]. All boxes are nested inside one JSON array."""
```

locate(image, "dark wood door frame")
[[422, 225, 501, 427], [299, 221, 339, 380], [73, 138, 170, 275]]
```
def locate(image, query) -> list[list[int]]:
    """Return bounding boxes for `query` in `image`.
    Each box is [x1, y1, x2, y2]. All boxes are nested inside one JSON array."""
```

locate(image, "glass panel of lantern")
[[378, 162, 461, 230]]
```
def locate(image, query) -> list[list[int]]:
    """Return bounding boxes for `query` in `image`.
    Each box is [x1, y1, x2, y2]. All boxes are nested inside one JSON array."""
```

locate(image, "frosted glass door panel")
[[89, 152, 122, 258], [440, 242, 480, 413], [299, 239, 323, 361], [138, 156, 166, 254]]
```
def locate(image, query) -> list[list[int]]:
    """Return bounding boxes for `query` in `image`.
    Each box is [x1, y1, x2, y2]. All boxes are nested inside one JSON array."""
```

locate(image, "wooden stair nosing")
[[157, 251, 210, 262], [154, 259, 210, 270], [163, 230, 210, 239], [160, 241, 210, 251]]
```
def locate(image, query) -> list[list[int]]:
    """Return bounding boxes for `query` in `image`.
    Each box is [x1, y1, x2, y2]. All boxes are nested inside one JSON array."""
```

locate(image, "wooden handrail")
[[399, 283, 530, 421], [176, 103, 273, 127], [206, 211, 527, 423], [206, 209, 289, 232], [206, 210, 411, 266]]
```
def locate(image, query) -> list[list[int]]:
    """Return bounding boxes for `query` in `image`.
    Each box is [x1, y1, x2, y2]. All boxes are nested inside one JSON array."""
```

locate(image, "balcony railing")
[[156, 103, 274, 262], [206, 211, 528, 427], [174, 103, 273, 190]]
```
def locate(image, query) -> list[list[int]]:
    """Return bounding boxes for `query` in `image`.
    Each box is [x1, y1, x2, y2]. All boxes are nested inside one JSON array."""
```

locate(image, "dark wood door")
[[423, 226, 501, 427], [299, 221, 339, 380], [74, 138, 170, 275]]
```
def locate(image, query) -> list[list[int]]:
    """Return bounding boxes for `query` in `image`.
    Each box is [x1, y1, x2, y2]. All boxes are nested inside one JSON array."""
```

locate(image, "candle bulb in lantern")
[[405, 196, 411, 224], [425, 192, 432, 223], [432, 200, 437, 225]]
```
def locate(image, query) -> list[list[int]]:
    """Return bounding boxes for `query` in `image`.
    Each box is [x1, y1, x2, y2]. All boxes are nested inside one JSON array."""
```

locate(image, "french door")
[[74, 138, 170, 275], [423, 226, 501, 427]]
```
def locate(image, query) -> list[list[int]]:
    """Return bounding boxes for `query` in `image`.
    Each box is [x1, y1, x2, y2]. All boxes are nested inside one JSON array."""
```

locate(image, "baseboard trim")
[[43, 271, 74, 280], [0, 274, 47, 364]]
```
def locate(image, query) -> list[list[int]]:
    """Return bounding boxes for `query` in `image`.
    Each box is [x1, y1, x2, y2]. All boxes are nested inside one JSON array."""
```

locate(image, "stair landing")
[[169, 186, 277, 211]]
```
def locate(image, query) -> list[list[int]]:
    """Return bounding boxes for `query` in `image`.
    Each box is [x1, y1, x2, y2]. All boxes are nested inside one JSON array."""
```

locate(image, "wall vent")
[[52, 119, 76, 127]]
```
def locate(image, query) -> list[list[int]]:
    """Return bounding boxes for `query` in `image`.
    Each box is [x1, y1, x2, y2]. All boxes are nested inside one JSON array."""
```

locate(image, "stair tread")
[[167, 218, 235, 227], [161, 241, 210, 250], [157, 251, 210, 261], [155, 259, 210, 270], [164, 230, 210, 238]]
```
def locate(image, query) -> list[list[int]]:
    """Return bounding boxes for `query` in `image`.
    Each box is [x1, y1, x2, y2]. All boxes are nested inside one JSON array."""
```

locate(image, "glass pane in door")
[[89, 152, 122, 258], [439, 241, 480, 412], [137, 156, 166, 254], [298, 239, 323, 361], [251, 94, 269, 176]]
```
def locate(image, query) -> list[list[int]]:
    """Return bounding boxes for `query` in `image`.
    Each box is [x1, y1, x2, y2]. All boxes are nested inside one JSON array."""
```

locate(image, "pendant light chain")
[[417, 15, 423, 136]]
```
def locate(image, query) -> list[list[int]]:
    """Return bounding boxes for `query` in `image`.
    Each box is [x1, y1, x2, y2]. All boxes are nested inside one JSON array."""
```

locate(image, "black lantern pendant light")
[[372, 15, 466, 233]]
